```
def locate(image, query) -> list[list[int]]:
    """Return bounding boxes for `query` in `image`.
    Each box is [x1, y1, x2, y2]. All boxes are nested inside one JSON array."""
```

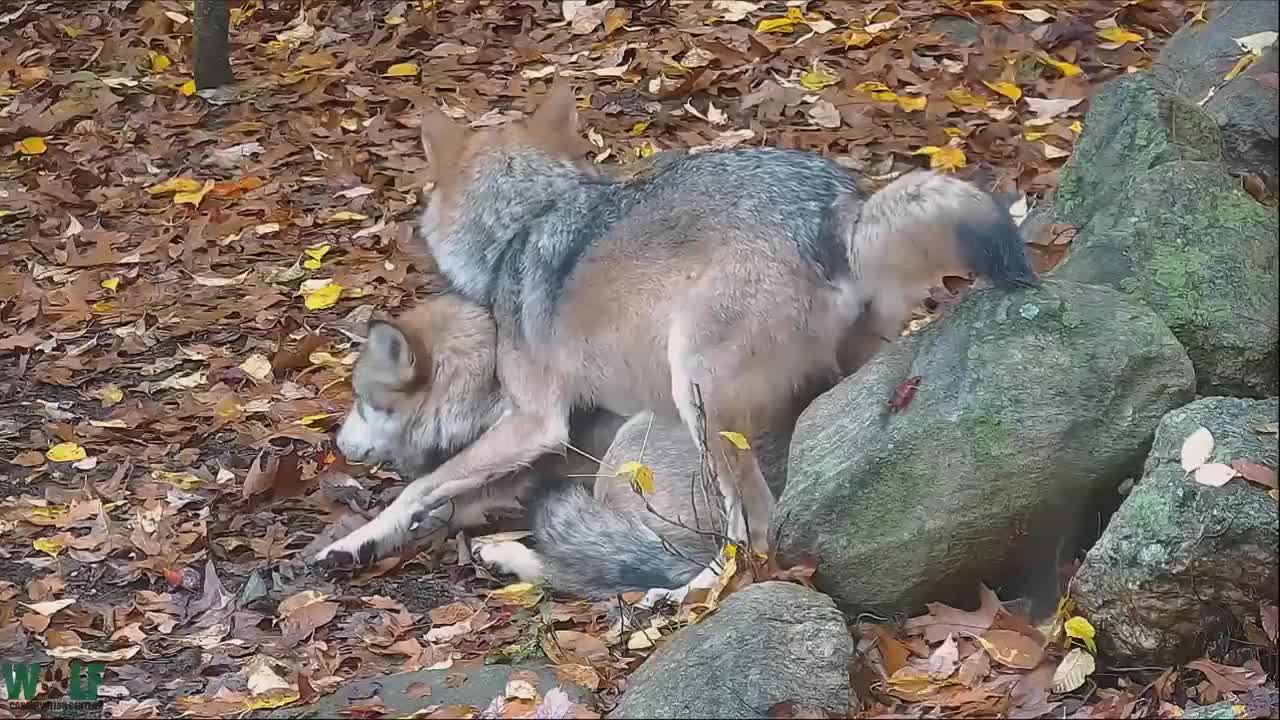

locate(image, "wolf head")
[[336, 294, 507, 478], [416, 80, 602, 304]]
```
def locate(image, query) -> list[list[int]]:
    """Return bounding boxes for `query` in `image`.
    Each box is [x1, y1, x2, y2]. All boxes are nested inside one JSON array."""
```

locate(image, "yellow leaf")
[[1064, 616, 1097, 654], [1097, 27, 1144, 45], [298, 412, 339, 426], [326, 210, 368, 223], [30, 506, 68, 521], [629, 121, 650, 135], [46, 442, 87, 463], [943, 127, 967, 137], [855, 81, 898, 102], [303, 243, 331, 263], [97, 384, 124, 406], [1223, 52, 1259, 82], [1023, 131, 1046, 141], [1069, 120, 1083, 134], [984, 80, 1023, 102], [800, 68, 840, 91], [916, 145, 967, 171], [846, 30, 874, 47], [101, 277, 120, 291], [755, 7, 804, 33], [17, 136, 47, 155], [896, 95, 927, 112], [490, 582, 544, 608], [384, 13, 405, 25], [148, 50, 172, 72], [92, 300, 114, 313], [385, 62, 420, 77], [303, 259, 321, 270], [616, 461, 655, 494], [718, 431, 751, 450], [1037, 53, 1083, 77], [971, 0, 1007, 7], [147, 177, 203, 195], [636, 141, 656, 159], [151, 470, 205, 490], [174, 179, 216, 207], [60, 24, 84, 38], [946, 87, 988, 109], [303, 283, 343, 311], [340, 116, 359, 132], [179, 79, 197, 96], [33, 537, 64, 558], [243, 690, 301, 711]]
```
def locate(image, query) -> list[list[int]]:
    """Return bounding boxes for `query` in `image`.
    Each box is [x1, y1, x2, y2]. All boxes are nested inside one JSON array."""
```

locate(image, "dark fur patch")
[[355, 538, 379, 567], [955, 214, 1037, 287]]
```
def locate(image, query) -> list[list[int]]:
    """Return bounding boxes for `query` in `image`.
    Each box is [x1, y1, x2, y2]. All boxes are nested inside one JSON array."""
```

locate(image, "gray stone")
[[1049, 72, 1279, 398], [1206, 48, 1279, 191], [1052, 158, 1279, 398], [930, 16, 980, 46], [1153, 0, 1279, 103], [772, 279, 1195, 617], [266, 662, 591, 719], [608, 582, 851, 719], [1073, 396, 1279, 666]]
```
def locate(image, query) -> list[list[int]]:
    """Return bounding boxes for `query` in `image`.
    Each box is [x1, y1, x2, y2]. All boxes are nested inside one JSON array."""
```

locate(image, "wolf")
[[334, 294, 780, 603], [334, 293, 625, 535], [313, 79, 1035, 570]]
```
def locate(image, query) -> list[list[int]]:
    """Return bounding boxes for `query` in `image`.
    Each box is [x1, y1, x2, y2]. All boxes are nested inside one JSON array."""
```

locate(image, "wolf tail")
[[848, 170, 1037, 290], [528, 482, 710, 599]]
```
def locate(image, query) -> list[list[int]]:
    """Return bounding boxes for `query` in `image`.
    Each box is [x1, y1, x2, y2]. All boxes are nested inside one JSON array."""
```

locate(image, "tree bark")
[[193, 0, 234, 90]]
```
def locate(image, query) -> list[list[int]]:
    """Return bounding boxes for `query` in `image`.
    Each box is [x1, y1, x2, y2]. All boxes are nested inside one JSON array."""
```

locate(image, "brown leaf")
[[928, 633, 959, 680], [956, 647, 991, 688], [977, 629, 1044, 669], [1261, 604, 1278, 644], [1232, 458, 1278, 489], [1187, 658, 1268, 693], [243, 449, 279, 500], [553, 663, 600, 691], [905, 583, 1004, 643], [11, 450, 46, 467], [870, 624, 913, 676]]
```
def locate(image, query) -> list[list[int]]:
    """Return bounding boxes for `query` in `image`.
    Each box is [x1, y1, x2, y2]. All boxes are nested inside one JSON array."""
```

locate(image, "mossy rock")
[[772, 279, 1196, 616], [1052, 160, 1279, 397], [1072, 396, 1279, 665]]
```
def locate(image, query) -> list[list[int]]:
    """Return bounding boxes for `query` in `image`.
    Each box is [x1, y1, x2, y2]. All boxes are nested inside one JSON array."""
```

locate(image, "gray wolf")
[[335, 294, 625, 537], [313, 79, 1035, 570], [334, 294, 780, 602]]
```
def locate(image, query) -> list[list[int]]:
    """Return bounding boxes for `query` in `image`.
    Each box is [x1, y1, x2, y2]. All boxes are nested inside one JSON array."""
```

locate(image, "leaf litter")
[[2, 0, 1268, 718]]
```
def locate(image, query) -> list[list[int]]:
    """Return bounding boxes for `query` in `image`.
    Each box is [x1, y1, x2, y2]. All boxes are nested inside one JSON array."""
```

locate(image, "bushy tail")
[[850, 170, 1037, 288], [528, 482, 710, 599]]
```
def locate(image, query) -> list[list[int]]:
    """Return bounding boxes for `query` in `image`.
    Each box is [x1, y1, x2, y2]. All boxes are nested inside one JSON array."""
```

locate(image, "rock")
[[1153, 0, 1278, 102], [772, 279, 1195, 617], [1153, 0, 1280, 191], [1206, 48, 1279, 192], [1050, 73, 1279, 398], [1072, 396, 1279, 665], [608, 582, 851, 719], [929, 16, 980, 46], [1053, 73, 1222, 228], [267, 662, 592, 719]]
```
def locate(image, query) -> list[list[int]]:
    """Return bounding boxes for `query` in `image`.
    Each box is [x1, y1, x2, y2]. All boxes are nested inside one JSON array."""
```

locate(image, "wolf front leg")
[[312, 409, 570, 569]]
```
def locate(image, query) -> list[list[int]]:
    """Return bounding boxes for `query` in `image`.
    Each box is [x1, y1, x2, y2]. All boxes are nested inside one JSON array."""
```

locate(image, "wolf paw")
[[471, 540, 544, 582]]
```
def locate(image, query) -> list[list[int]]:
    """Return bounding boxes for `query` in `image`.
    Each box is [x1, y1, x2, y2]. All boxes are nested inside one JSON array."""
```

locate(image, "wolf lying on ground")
[[313, 79, 1035, 571], [335, 293, 788, 603]]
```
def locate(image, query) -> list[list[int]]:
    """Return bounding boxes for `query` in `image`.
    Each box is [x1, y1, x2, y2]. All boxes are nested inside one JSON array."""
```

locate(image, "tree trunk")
[[193, 0, 234, 90]]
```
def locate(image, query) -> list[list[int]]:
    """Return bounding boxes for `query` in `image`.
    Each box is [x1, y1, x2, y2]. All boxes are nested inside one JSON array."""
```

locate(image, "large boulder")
[[1153, 0, 1279, 191], [1072, 396, 1279, 665], [607, 582, 851, 719], [771, 279, 1196, 616], [1050, 73, 1279, 398]]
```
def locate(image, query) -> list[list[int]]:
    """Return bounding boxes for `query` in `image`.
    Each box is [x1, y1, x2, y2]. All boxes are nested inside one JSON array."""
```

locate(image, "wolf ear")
[[420, 109, 465, 169], [529, 78, 579, 134], [365, 320, 419, 385]]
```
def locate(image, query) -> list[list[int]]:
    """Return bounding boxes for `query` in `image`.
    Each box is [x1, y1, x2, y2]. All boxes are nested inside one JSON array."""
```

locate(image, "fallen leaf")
[[1097, 26, 1144, 45], [956, 648, 991, 688], [239, 353, 273, 381], [928, 633, 959, 680], [718, 431, 750, 450], [303, 283, 343, 311], [22, 598, 77, 615], [1064, 616, 1097, 653], [489, 582, 543, 608], [1187, 658, 1268, 693], [46, 442, 87, 462], [1193, 462, 1239, 487], [983, 81, 1023, 102], [385, 62, 419, 77], [173, 180, 216, 206], [1181, 427, 1215, 471], [17, 136, 47, 155], [1234, 31, 1278, 55], [976, 629, 1044, 669], [326, 210, 368, 223], [1024, 97, 1082, 119], [1051, 647, 1095, 693], [147, 177, 204, 195], [914, 145, 966, 171], [553, 663, 600, 691], [1261, 604, 1278, 644], [1231, 459, 1278, 489], [906, 583, 1004, 643]]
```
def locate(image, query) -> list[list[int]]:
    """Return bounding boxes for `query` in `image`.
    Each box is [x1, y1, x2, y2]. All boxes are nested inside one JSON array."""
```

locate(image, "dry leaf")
[[1193, 463, 1238, 487], [1231, 459, 1278, 489], [1180, 427, 1215, 471], [976, 629, 1044, 669], [928, 633, 959, 680], [1051, 648, 1095, 693]]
